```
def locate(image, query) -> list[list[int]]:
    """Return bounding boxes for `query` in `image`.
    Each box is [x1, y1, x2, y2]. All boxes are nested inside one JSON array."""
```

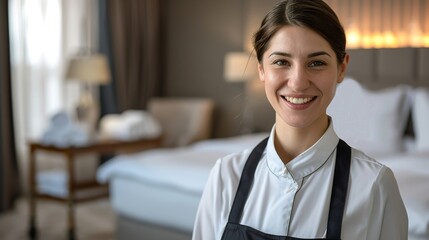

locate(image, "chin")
[[281, 115, 314, 129], [280, 112, 327, 130]]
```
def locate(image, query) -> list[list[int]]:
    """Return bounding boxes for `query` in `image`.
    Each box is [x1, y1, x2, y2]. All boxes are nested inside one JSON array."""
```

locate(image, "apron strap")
[[326, 139, 351, 238], [228, 137, 269, 223], [226, 138, 351, 239]]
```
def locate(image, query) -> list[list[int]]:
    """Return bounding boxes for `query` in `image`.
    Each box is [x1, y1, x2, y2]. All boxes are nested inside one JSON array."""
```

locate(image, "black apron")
[[221, 138, 351, 240]]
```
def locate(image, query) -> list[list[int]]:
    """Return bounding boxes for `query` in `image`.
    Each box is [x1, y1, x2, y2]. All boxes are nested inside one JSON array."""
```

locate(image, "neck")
[[274, 115, 329, 164]]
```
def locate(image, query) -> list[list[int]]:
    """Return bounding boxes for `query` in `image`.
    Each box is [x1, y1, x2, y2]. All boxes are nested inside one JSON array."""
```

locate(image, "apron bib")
[[221, 138, 351, 240]]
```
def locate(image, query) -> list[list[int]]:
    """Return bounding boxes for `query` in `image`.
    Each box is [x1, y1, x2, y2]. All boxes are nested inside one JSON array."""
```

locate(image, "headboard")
[[245, 48, 429, 133], [347, 48, 429, 89]]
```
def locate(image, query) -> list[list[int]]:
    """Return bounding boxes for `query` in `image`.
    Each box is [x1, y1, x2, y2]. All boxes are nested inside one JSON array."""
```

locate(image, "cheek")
[[321, 79, 338, 101], [264, 73, 284, 94], [314, 73, 338, 97], [263, 68, 285, 84]]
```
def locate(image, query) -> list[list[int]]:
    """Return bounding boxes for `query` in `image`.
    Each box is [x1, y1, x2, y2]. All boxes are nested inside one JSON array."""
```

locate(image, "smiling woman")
[[258, 26, 348, 141], [192, 1, 408, 239]]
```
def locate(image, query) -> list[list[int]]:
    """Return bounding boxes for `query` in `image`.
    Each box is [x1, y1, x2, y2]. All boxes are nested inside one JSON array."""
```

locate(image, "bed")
[[97, 133, 269, 240], [97, 48, 429, 240]]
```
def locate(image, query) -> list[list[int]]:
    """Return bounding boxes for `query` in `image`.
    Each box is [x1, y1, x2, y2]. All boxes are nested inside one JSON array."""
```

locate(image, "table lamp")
[[224, 52, 261, 133], [65, 53, 111, 135], [224, 52, 258, 82]]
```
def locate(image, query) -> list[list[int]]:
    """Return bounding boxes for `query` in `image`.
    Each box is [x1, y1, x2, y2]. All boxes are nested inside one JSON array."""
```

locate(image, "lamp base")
[[76, 87, 99, 136]]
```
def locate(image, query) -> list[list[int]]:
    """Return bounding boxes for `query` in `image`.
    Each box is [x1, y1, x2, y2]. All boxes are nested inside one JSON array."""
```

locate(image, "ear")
[[337, 53, 350, 83], [258, 62, 265, 82]]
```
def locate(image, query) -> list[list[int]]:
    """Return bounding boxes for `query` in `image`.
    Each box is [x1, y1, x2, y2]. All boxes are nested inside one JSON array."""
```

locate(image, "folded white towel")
[[100, 110, 161, 141], [50, 111, 72, 128], [41, 111, 90, 147]]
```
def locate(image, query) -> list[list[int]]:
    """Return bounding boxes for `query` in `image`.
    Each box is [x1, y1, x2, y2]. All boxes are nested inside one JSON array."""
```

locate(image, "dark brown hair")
[[253, 0, 346, 64]]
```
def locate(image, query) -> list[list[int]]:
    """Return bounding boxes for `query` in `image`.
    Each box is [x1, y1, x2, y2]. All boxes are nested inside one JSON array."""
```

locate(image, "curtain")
[[99, 0, 118, 115], [8, 0, 89, 192], [99, 0, 162, 113], [0, 0, 20, 212]]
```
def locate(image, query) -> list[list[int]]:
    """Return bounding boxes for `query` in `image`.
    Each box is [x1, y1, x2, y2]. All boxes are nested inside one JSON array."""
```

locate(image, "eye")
[[272, 59, 290, 66], [308, 60, 326, 68]]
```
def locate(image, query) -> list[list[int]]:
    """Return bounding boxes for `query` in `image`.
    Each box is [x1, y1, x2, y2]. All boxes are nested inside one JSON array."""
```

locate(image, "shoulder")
[[349, 148, 398, 191], [342, 149, 408, 238], [350, 148, 386, 173], [213, 148, 253, 182]]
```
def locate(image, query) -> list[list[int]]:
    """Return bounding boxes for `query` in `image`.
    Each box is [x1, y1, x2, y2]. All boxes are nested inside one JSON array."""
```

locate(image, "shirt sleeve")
[[368, 167, 409, 240], [192, 159, 224, 240]]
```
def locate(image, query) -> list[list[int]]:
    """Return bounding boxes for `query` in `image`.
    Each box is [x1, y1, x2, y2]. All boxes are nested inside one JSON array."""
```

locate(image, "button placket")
[[281, 171, 297, 233]]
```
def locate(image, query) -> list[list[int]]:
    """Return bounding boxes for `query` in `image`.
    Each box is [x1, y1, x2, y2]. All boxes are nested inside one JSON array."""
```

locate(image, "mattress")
[[110, 177, 201, 232]]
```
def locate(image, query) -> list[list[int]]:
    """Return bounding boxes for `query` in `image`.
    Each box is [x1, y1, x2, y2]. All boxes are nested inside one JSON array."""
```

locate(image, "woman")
[[192, 0, 408, 239]]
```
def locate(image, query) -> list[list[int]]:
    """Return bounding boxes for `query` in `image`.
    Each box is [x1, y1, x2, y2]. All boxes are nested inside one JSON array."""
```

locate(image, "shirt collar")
[[266, 119, 339, 182]]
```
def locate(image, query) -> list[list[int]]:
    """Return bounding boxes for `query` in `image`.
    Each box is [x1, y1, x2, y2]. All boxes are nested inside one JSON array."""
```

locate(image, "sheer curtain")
[[9, 0, 93, 191]]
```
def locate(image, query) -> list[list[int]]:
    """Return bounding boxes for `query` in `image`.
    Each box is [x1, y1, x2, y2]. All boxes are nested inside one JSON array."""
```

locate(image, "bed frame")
[[116, 215, 191, 240]]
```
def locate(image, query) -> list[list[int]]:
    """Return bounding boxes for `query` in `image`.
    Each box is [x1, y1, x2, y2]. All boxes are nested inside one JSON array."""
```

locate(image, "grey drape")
[[0, 0, 20, 212], [99, 0, 162, 114]]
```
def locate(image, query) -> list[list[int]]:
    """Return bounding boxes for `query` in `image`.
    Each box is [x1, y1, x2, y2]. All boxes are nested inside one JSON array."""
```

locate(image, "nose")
[[287, 65, 310, 92]]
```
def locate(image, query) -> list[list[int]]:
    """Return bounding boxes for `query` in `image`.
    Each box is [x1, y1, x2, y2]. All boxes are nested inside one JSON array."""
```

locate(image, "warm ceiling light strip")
[[325, 0, 429, 49]]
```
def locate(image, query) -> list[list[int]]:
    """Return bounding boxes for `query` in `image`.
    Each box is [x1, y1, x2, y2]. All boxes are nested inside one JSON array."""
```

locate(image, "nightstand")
[[28, 136, 162, 240]]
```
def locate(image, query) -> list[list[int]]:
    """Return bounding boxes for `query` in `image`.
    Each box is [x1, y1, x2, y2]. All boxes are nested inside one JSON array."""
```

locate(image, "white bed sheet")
[[376, 151, 429, 239], [97, 133, 268, 194]]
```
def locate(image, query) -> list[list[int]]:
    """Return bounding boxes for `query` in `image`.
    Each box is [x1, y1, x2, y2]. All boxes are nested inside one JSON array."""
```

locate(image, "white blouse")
[[192, 122, 408, 240]]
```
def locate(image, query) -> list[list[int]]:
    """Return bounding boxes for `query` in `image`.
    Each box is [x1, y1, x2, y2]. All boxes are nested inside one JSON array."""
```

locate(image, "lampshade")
[[224, 52, 258, 82], [65, 54, 111, 84]]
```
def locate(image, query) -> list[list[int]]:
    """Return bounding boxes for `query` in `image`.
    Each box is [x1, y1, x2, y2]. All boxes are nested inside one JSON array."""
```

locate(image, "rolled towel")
[[41, 128, 70, 147], [41, 111, 91, 147], [99, 114, 123, 139], [122, 110, 162, 139], [50, 111, 73, 129], [68, 124, 91, 146], [100, 110, 162, 140]]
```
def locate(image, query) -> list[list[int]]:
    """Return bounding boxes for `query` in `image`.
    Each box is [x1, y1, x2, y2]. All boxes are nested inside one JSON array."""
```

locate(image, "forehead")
[[265, 25, 334, 57]]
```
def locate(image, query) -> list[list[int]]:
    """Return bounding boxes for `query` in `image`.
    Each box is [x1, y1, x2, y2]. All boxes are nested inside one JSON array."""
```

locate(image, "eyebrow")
[[269, 51, 332, 58], [308, 51, 331, 58]]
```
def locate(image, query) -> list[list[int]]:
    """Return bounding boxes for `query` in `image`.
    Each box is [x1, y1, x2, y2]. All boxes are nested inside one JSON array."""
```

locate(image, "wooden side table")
[[28, 137, 162, 240]]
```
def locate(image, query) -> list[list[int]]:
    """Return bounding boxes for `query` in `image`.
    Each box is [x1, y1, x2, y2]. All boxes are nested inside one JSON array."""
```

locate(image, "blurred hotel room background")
[[1, 0, 429, 239]]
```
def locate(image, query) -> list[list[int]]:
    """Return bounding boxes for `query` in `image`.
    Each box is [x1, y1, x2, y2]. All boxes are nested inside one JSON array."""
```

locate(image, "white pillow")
[[327, 78, 411, 155], [412, 87, 429, 151]]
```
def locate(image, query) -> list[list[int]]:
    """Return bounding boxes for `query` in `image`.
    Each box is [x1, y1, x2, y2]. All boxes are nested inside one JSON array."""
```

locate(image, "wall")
[[162, 0, 277, 138], [161, 0, 428, 138]]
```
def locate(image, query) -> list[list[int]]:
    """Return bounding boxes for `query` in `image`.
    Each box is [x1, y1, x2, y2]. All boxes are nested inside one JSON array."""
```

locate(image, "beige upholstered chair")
[[147, 98, 215, 148]]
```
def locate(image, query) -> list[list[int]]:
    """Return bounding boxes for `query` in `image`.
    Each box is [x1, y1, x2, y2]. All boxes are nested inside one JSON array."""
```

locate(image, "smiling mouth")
[[283, 96, 317, 104]]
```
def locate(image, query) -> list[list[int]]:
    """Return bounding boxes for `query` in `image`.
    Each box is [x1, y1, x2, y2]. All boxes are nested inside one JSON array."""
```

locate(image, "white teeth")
[[285, 96, 314, 104]]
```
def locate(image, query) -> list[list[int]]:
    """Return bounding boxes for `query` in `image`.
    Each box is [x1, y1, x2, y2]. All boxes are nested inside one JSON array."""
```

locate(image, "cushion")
[[412, 87, 429, 151], [327, 78, 411, 156]]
